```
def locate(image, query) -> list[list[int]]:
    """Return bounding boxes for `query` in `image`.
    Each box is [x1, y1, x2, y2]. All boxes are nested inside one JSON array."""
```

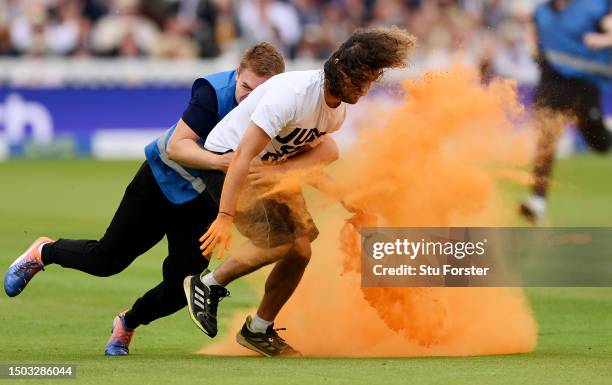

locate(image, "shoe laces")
[[266, 327, 288, 346], [112, 319, 134, 346], [260, 326, 300, 355], [208, 286, 230, 314], [16, 261, 44, 278]]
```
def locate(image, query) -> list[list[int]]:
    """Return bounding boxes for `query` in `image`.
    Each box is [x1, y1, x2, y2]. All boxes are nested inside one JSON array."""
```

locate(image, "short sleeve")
[[250, 83, 296, 138], [181, 79, 219, 140]]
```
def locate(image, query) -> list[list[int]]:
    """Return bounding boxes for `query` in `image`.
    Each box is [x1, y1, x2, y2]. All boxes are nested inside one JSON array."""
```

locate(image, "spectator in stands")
[[0, 0, 543, 86], [237, 0, 301, 58], [90, 0, 159, 57]]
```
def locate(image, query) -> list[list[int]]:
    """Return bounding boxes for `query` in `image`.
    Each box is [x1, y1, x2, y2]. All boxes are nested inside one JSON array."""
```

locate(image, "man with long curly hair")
[[183, 27, 416, 356]]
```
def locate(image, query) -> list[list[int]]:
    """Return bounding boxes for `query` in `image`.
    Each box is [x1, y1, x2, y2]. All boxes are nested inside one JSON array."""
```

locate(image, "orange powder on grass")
[[198, 65, 538, 357]]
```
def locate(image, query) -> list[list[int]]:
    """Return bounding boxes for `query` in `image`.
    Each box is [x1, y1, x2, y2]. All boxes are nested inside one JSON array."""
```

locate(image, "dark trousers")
[[42, 162, 216, 328], [531, 61, 611, 197]]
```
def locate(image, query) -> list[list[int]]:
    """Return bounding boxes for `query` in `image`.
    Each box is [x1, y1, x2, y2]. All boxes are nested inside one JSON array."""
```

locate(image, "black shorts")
[[534, 61, 611, 152], [200, 169, 319, 249]]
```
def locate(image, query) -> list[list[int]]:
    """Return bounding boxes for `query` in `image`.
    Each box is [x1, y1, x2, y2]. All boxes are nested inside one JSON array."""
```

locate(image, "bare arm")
[[281, 137, 339, 172], [584, 32, 612, 49], [247, 136, 339, 187], [285, 139, 363, 212], [166, 118, 233, 172], [584, 14, 612, 49], [199, 122, 270, 257], [219, 122, 270, 214], [247, 137, 363, 214], [307, 171, 344, 200]]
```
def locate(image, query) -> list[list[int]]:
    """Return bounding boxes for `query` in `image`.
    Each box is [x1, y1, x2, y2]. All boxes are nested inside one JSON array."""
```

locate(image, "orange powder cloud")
[[199, 64, 538, 357]]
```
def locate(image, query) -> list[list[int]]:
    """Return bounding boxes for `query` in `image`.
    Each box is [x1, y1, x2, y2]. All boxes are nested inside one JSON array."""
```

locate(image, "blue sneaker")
[[104, 311, 135, 356], [4, 237, 54, 297]]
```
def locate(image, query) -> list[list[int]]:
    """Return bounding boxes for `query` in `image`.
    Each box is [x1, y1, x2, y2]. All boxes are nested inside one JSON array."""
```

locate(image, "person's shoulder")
[[269, 70, 320, 85], [191, 77, 213, 93], [190, 78, 217, 105], [267, 70, 322, 95], [203, 70, 236, 84]]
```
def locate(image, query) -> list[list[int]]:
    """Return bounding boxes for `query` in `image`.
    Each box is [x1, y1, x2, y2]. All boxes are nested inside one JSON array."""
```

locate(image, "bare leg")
[[212, 241, 292, 286], [211, 236, 312, 321], [532, 109, 567, 197], [256, 236, 311, 321]]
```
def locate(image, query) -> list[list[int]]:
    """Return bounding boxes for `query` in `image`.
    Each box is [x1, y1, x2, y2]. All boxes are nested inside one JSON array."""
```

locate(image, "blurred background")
[[0, 0, 609, 159], [2, 4, 612, 382]]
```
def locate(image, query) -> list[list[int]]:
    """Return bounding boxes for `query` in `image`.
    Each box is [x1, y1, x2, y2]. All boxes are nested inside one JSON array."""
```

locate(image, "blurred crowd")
[[0, 0, 542, 81]]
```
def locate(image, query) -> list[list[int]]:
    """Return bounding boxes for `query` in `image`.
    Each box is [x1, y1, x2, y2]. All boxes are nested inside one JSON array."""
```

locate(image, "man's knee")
[[288, 237, 312, 266], [164, 252, 209, 276], [86, 243, 130, 277]]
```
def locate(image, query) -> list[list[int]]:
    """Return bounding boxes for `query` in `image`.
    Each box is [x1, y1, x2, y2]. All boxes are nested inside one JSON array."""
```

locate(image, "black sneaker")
[[236, 316, 301, 357], [183, 270, 230, 337]]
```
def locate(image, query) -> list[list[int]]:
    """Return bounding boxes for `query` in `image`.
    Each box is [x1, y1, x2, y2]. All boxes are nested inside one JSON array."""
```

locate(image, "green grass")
[[1, 156, 612, 385]]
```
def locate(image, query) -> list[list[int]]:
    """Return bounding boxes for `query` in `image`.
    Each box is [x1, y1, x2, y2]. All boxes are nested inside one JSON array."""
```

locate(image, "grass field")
[[1, 157, 611, 385]]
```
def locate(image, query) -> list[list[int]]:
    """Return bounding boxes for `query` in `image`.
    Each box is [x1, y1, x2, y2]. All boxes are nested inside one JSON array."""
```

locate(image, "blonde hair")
[[239, 42, 285, 78]]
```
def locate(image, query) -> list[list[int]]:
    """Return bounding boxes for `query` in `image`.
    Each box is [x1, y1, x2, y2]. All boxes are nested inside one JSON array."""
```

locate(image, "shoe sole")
[[104, 351, 128, 356], [182, 276, 215, 338], [235, 332, 273, 357]]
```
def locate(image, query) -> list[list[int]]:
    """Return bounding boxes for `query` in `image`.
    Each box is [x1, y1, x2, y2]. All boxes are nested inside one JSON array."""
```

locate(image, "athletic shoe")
[[4, 237, 54, 297], [104, 311, 134, 356], [519, 195, 547, 225], [183, 270, 230, 337], [236, 315, 301, 357]]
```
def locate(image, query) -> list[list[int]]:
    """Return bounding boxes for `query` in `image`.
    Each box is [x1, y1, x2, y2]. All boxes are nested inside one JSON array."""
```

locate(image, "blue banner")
[[0, 87, 190, 158], [0, 85, 610, 159]]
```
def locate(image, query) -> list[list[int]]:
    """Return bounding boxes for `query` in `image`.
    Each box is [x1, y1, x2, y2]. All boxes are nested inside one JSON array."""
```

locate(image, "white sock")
[[201, 271, 222, 287], [526, 195, 547, 215], [248, 314, 273, 333]]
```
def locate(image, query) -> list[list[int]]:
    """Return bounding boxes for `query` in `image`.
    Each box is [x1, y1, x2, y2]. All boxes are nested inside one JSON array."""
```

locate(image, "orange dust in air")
[[198, 64, 538, 357]]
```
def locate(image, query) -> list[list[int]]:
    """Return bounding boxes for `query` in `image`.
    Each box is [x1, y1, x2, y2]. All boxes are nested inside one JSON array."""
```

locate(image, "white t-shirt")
[[204, 70, 346, 162]]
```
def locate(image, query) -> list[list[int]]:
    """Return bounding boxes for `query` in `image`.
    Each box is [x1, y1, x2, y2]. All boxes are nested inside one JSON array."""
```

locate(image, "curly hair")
[[324, 27, 416, 99]]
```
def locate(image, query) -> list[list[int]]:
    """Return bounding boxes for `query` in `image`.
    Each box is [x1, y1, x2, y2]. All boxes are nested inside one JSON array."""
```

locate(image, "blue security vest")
[[535, 0, 612, 89], [145, 70, 237, 204]]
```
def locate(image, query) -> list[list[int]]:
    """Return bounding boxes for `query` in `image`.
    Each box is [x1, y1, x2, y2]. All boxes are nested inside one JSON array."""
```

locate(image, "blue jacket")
[[535, 0, 612, 89], [145, 70, 237, 204]]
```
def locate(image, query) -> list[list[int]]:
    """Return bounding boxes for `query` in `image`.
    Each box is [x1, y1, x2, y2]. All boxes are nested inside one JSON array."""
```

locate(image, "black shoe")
[[236, 316, 301, 357], [183, 270, 230, 337]]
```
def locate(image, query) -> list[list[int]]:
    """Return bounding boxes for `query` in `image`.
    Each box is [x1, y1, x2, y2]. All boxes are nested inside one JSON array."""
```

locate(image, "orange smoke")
[[199, 64, 538, 357]]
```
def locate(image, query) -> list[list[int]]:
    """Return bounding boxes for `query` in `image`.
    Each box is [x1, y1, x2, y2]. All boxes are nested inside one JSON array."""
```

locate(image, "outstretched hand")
[[199, 214, 234, 259]]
